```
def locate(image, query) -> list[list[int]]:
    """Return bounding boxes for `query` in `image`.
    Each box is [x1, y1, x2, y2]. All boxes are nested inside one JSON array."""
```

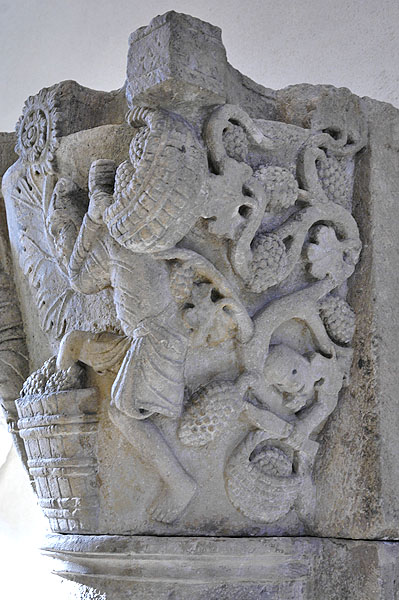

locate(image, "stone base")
[[43, 534, 399, 599]]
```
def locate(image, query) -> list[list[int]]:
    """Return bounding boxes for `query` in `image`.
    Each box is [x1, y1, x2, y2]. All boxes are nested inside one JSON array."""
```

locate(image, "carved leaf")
[[11, 171, 119, 340], [20, 232, 72, 337], [306, 225, 349, 281]]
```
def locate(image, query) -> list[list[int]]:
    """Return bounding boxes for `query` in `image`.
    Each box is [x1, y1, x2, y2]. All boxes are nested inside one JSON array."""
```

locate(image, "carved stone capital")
[[2, 9, 399, 599]]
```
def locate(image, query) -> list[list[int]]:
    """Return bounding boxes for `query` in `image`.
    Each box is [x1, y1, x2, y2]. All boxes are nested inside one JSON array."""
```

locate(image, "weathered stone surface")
[[43, 534, 399, 599], [314, 97, 399, 540], [127, 11, 276, 120], [1, 9, 399, 599], [127, 12, 228, 106], [2, 88, 365, 536]]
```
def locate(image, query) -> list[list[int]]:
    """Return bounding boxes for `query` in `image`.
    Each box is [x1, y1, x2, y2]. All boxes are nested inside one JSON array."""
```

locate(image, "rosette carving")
[[15, 87, 60, 174]]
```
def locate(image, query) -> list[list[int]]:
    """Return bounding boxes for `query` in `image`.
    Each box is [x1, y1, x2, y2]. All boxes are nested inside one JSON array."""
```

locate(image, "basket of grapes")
[[225, 430, 301, 523], [15, 357, 99, 533]]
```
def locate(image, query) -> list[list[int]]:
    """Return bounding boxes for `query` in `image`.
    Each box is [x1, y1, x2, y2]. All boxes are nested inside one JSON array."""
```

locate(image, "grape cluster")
[[251, 446, 293, 478], [21, 371, 47, 397], [130, 126, 150, 165], [222, 123, 248, 162], [178, 381, 238, 447], [20, 357, 57, 397], [20, 357, 85, 397], [319, 295, 356, 345], [114, 160, 135, 197], [42, 357, 57, 379], [169, 262, 195, 305], [248, 232, 288, 293], [316, 154, 348, 206], [45, 363, 85, 394], [253, 166, 298, 214]]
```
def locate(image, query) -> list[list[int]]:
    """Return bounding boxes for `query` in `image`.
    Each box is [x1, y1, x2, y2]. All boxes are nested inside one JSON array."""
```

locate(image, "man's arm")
[[68, 160, 115, 294]]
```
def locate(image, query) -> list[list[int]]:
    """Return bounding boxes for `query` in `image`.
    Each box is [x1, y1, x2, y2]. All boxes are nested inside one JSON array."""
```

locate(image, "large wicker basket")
[[16, 388, 99, 533]]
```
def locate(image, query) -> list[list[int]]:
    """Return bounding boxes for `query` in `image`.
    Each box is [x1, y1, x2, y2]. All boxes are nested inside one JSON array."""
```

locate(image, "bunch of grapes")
[[319, 295, 356, 345], [316, 154, 349, 207], [251, 446, 293, 478], [20, 357, 57, 397], [45, 364, 85, 394], [42, 357, 57, 379], [248, 232, 288, 293], [178, 381, 239, 447], [222, 123, 248, 162], [253, 166, 298, 214], [20, 357, 85, 397], [21, 370, 47, 397]]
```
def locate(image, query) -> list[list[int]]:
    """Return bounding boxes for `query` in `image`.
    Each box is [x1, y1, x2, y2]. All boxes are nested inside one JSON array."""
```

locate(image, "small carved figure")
[[264, 345, 320, 414], [224, 343, 342, 522]]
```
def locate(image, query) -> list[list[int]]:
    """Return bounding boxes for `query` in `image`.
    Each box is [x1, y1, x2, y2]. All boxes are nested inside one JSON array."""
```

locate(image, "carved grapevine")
[[1, 81, 365, 530]]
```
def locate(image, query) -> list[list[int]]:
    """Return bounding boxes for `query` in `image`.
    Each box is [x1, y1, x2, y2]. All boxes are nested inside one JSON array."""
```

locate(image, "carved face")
[[263, 344, 320, 414], [264, 345, 312, 395]]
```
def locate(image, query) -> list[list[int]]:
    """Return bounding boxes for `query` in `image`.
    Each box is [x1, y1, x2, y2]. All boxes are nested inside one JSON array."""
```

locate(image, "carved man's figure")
[[55, 136, 202, 523]]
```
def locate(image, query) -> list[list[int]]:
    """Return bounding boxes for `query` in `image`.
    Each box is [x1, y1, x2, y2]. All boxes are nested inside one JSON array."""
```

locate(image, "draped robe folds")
[[68, 214, 188, 419]]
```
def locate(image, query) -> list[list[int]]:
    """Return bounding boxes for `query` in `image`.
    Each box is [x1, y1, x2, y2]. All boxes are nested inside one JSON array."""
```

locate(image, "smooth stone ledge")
[[42, 534, 399, 599]]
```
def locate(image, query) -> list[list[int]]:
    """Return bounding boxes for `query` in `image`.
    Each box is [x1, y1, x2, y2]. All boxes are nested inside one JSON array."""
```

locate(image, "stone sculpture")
[[2, 11, 399, 599]]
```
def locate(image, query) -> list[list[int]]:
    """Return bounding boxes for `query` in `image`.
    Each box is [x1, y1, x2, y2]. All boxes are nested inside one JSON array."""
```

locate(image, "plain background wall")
[[1, 1, 399, 598]]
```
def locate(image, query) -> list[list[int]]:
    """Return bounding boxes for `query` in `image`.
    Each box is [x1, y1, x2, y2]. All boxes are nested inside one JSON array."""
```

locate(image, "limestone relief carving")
[[1, 76, 366, 532], [14, 87, 60, 175], [0, 218, 30, 477], [17, 385, 99, 533]]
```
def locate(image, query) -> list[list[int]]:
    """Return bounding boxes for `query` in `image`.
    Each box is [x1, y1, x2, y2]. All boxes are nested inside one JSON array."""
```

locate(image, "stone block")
[[314, 97, 399, 539], [43, 534, 399, 599], [126, 11, 228, 107]]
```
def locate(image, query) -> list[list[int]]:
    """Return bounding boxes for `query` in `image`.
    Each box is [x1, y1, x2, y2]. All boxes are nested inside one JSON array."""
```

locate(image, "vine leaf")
[[20, 232, 71, 337]]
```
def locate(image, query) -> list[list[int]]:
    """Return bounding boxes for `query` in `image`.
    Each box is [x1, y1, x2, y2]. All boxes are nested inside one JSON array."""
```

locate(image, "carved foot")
[[148, 474, 196, 524]]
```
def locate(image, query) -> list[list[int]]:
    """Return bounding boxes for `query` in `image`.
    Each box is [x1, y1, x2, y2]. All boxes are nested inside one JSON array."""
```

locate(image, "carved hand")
[[87, 159, 117, 225], [87, 191, 113, 225], [88, 159, 117, 196], [56, 330, 86, 370]]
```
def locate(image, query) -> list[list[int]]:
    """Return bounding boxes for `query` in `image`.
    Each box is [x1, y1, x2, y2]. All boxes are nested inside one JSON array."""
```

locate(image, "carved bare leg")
[[109, 404, 196, 524], [57, 329, 130, 374]]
